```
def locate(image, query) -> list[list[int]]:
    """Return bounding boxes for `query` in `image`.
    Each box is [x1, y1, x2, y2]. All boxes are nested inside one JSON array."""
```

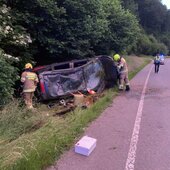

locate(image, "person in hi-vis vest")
[[154, 54, 160, 73]]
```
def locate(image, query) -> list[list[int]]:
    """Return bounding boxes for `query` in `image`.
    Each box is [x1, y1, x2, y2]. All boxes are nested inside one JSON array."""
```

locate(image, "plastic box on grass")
[[75, 136, 97, 156]]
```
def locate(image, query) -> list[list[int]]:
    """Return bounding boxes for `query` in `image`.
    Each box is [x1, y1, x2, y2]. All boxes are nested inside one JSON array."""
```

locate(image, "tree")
[[8, 0, 141, 63], [135, 0, 167, 34], [93, 0, 140, 55], [0, 3, 32, 105], [8, 0, 109, 63], [132, 0, 170, 54], [121, 0, 138, 15], [0, 51, 18, 106], [134, 32, 168, 55]]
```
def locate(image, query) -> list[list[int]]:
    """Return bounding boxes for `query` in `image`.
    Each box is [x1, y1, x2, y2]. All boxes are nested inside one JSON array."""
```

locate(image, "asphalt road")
[[47, 59, 170, 170]]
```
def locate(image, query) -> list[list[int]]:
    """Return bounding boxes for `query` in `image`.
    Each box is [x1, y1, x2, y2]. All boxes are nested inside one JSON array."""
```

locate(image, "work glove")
[[117, 65, 123, 71]]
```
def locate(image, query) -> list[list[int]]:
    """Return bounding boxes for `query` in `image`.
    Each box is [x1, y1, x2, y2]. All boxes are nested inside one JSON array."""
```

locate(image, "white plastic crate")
[[75, 136, 97, 156]]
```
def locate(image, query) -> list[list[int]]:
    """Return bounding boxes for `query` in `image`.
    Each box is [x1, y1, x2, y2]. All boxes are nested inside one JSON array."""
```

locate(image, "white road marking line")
[[125, 65, 153, 170]]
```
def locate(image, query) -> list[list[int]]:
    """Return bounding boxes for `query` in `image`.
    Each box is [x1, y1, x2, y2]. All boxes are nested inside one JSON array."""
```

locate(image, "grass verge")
[[128, 57, 151, 79], [0, 56, 151, 170]]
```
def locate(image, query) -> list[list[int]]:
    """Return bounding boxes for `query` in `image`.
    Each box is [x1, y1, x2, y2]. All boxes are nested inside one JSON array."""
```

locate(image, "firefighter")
[[21, 63, 39, 109], [113, 54, 130, 91]]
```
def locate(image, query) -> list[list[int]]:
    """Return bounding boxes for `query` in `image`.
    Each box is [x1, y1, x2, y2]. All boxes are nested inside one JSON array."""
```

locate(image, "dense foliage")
[[122, 0, 170, 55], [0, 0, 170, 105], [0, 51, 18, 106], [6, 0, 139, 63], [0, 3, 31, 106]]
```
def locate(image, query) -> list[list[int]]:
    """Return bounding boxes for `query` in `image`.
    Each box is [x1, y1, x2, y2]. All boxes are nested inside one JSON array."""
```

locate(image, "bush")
[[135, 33, 168, 55], [0, 51, 19, 106]]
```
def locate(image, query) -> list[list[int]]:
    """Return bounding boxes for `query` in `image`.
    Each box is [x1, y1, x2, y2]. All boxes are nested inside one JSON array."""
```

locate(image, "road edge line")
[[125, 65, 153, 170]]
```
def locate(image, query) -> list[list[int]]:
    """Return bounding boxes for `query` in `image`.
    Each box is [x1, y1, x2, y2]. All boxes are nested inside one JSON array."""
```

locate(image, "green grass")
[[0, 56, 151, 170], [128, 57, 151, 79], [3, 89, 117, 170], [0, 101, 45, 141]]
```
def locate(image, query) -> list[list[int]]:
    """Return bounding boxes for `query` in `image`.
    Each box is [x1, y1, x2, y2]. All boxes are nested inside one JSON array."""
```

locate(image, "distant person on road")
[[113, 54, 130, 91], [154, 54, 160, 73], [21, 63, 39, 109]]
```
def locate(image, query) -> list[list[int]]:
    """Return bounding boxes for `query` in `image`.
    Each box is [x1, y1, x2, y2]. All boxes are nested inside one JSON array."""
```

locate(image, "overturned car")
[[33, 56, 118, 101]]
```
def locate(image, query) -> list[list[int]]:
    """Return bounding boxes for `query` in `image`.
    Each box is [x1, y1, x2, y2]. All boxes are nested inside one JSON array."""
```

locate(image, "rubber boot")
[[119, 88, 124, 91], [119, 85, 124, 91], [125, 85, 130, 91]]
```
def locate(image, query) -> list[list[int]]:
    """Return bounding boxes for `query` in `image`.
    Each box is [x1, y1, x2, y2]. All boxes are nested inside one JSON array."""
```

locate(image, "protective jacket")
[[154, 56, 160, 64], [117, 57, 128, 74], [21, 71, 39, 92], [115, 57, 130, 91]]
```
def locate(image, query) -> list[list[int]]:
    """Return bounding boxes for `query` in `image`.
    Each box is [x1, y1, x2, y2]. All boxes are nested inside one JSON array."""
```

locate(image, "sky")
[[161, 0, 170, 9]]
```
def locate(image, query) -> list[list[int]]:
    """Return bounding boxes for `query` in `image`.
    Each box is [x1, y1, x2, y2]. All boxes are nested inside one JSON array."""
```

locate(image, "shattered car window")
[[84, 61, 104, 90]]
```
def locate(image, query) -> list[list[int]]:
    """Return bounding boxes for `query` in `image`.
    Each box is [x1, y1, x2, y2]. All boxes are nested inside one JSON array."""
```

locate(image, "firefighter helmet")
[[25, 63, 33, 69], [113, 54, 121, 62]]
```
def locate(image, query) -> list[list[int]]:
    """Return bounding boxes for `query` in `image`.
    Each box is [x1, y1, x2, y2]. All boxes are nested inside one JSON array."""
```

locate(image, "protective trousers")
[[154, 63, 160, 73], [24, 92, 34, 109], [119, 72, 130, 91]]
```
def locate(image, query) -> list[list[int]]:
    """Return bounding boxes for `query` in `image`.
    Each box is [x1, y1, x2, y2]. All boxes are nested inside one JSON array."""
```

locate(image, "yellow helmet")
[[25, 63, 33, 69], [113, 54, 120, 62]]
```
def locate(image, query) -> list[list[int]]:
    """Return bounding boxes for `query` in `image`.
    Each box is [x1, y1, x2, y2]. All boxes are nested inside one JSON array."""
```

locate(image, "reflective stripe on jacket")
[[21, 71, 39, 92], [118, 57, 128, 74], [154, 56, 160, 64]]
